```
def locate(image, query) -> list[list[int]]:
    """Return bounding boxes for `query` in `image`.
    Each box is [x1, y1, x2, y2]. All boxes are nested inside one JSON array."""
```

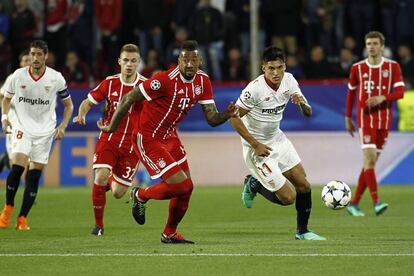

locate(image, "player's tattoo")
[[299, 102, 312, 117], [201, 103, 229, 127], [108, 87, 145, 131]]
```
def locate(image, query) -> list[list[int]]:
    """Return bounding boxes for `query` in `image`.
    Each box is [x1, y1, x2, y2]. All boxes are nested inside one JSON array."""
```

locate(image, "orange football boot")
[[16, 216, 30, 230], [0, 204, 14, 228]]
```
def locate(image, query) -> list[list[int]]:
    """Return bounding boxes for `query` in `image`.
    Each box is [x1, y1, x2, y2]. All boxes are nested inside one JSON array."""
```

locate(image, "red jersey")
[[89, 73, 146, 147], [346, 57, 405, 129], [137, 66, 214, 140]]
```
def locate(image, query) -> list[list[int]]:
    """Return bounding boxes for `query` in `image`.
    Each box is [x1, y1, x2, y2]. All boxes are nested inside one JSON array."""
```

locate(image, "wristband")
[[1, 114, 8, 121]]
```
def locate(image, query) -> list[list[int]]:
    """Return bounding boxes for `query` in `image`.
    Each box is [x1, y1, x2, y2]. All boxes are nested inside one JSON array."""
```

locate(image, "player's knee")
[[94, 174, 109, 186], [295, 183, 311, 194], [10, 164, 25, 177], [182, 178, 193, 195], [112, 190, 125, 199], [279, 192, 296, 205]]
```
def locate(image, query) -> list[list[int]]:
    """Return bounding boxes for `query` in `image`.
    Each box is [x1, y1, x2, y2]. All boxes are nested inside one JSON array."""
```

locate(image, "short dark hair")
[[262, 46, 285, 63], [18, 49, 29, 62], [365, 31, 385, 45], [30, 40, 48, 54], [180, 40, 199, 52]]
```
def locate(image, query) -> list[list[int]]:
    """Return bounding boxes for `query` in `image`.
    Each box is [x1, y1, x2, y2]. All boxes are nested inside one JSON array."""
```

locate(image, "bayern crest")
[[150, 80, 161, 90], [157, 158, 166, 168], [194, 86, 202, 95], [382, 70, 389, 78]]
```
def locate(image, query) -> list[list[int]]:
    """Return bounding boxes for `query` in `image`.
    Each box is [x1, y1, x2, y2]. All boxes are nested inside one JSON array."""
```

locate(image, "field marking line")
[[0, 253, 413, 257]]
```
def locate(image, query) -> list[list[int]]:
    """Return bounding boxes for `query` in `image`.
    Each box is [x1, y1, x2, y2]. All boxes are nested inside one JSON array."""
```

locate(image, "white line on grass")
[[0, 253, 413, 257]]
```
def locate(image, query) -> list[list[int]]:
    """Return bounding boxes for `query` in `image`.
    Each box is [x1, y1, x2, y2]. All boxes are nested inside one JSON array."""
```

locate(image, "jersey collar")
[[365, 57, 384, 68], [120, 72, 140, 86]]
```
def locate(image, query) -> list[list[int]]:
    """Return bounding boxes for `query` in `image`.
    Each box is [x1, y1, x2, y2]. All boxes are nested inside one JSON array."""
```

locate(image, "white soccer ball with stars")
[[321, 180, 351, 210]]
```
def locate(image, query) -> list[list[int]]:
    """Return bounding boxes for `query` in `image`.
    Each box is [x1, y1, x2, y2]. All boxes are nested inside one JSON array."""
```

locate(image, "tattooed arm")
[[201, 102, 238, 127], [291, 93, 312, 117], [97, 87, 146, 132]]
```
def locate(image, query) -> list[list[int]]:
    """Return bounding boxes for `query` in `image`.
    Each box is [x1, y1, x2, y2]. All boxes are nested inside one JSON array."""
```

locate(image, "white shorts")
[[242, 132, 301, 192], [11, 128, 54, 164], [5, 133, 12, 156]]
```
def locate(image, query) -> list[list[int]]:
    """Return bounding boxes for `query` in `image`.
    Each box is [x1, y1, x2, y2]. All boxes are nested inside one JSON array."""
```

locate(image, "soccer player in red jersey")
[[345, 31, 405, 216], [98, 40, 237, 243], [73, 44, 146, 235]]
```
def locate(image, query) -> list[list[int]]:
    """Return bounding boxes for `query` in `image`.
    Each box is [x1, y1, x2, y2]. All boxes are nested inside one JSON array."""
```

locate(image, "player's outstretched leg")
[[374, 202, 388, 215], [295, 191, 326, 241], [131, 187, 147, 225]]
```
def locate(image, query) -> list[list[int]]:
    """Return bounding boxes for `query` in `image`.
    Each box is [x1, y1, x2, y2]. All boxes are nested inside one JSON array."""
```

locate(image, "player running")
[[98, 40, 237, 243]]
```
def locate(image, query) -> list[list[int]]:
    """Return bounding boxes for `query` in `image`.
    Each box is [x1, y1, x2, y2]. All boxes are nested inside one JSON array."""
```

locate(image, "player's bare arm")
[[365, 95, 386, 108], [201, 102, 238, 127], [229, 106, 272, 157], [73, 99, 94, 125], [1, 96, 12, 134], [98, 87, 145, 132], [291, 93, 312, 117], [345, 117, 355, 137], [55, 97, 74, 140]]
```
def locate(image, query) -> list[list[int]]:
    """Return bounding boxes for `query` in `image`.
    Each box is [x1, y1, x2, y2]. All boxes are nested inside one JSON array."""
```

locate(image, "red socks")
[[364, 168, 379, 204], [163, 195, 191, 236], [138, 178, 193, 201], [352, 168, 379, 205], [351, 169, 367, 205], [137, 178, 194, 236], [92, 184, 106, 228]]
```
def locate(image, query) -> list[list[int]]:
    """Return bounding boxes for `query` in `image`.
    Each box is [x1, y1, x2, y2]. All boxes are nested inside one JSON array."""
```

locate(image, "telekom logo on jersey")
[[18, 96, 50, 105], [178, 97, 190, 110]]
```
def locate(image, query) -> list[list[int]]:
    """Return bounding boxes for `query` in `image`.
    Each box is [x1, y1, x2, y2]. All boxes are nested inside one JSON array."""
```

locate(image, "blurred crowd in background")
[[1, 0, 414, 88]]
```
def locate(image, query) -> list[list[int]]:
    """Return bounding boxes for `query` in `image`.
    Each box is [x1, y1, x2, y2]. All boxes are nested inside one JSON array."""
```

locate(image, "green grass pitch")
[[0, 185, 413, 275]]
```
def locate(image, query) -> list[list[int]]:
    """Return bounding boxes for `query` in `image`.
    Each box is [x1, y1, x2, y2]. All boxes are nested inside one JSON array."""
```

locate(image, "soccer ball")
[[321, 180, 351, 209]]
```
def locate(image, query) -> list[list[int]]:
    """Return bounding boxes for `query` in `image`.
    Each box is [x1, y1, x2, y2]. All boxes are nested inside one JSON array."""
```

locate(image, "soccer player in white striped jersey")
[[229, 46, 326, 240], [0, 40, 74, 230], [0, 50, 31, 171]]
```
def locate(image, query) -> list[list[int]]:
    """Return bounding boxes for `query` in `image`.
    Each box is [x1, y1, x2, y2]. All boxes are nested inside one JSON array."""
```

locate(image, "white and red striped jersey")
[[88, 72, 146, 148], [4, 66, 69, 137], [346, 57, 405, 129], [138, 66, 215, 140]]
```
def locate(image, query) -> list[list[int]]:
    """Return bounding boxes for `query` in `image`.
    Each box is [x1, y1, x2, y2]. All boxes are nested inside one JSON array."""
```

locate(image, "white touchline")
[[0, 253, 413, 257]]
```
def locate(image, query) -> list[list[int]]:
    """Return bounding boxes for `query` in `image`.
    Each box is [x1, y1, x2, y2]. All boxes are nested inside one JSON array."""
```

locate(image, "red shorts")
[[133, 132, 189, 180], [358, 128, 389, 150], [93, 139, 139, 186]]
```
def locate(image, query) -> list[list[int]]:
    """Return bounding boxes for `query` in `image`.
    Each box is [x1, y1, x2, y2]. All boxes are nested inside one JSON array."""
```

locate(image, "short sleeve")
[[236, 84, 258, 110], [3, 72, 15, 98], [198, 74, 214, 105], [392, 62, 405, 88], [0, 75, 12, 96], [88, 80, 107, 104], [138, 72, 168, 101], [56, 72, 70, 100], [348, 65, 358, 91]]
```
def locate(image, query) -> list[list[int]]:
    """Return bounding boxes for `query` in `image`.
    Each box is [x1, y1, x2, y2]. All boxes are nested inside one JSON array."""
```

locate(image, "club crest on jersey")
[[382, 70, 389, 78], [363, 135, 371, 143], [157, 158, 166, 168], [20, 85, 26, 89], [150, 80, 161, 90], [44, 86, 51, 93], [194, 86, 202, 95]]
